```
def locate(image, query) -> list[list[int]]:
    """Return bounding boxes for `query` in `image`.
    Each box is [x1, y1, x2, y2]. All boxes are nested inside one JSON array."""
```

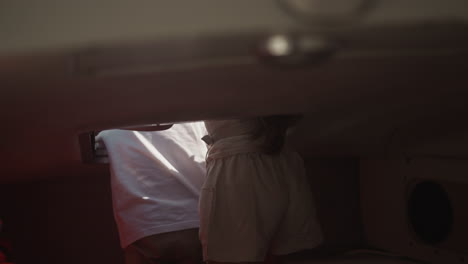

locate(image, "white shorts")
[[199, 137, 323, 262]]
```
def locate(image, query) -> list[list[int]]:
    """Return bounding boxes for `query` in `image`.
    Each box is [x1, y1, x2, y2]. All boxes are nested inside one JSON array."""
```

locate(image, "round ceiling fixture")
[[256, 33, 337, 67], [277, 0, 374, 26]]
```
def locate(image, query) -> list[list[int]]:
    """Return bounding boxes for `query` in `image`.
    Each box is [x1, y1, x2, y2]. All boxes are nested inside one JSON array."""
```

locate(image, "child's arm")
[[119, 124, 173, 131]]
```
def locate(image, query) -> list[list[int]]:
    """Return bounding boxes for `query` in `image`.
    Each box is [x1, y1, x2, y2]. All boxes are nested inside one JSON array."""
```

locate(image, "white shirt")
[[96, 122, 207, 248]]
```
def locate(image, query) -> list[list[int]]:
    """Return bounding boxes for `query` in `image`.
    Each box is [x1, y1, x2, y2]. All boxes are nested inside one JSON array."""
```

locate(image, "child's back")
[[200, 117, 323, 263]]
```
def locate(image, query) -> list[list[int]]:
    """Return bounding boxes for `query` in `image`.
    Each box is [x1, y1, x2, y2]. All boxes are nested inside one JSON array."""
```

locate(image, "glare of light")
[[266, 35, 292, 56], [142, 196, 150, 200], [133, 131, 200, 196]]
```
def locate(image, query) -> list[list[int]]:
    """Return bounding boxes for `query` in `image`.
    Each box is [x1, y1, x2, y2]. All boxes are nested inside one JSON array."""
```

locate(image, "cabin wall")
[[303, 157, 364, 249], [0, 156, 363, 264], [0, 167, 122, 264], [360, 157, 468, 264]]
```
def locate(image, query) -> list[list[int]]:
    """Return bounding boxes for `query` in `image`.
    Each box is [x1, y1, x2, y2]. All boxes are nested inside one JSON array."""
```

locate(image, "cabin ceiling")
[[1, 0, 468, 54], [1, 1, 468, 182]]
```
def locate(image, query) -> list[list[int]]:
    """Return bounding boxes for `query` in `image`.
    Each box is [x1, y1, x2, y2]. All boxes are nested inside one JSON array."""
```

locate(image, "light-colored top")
[[95, 122, 207, 248], [204, 119, 269, 161]]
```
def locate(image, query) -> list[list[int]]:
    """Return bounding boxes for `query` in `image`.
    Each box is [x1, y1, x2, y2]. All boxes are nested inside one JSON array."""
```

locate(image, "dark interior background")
[[0, 156, 363, 264], [1, 3, 468, 262]]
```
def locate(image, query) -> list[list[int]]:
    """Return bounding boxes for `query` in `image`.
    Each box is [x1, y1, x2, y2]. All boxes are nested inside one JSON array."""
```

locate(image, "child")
[[199, 116, 323, 263], [96, 122, 207, 264]]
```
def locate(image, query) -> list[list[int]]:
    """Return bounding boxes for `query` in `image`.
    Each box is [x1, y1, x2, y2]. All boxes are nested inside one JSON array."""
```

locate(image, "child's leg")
[[124, 245, 151, 264], [133, 228, 203, 264]]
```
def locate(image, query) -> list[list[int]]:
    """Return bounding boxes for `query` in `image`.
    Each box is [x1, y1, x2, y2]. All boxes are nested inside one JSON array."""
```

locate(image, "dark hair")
[[253, 115, 302, 154]]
